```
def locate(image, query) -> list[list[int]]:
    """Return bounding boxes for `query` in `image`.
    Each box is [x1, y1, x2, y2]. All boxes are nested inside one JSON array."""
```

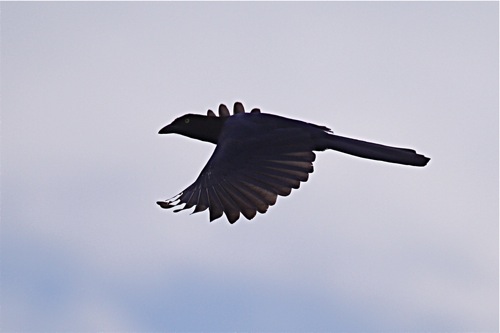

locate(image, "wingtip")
[[157, 201, 174, 209], [233, 102, 245, 114], [218, 104, 230, 117]]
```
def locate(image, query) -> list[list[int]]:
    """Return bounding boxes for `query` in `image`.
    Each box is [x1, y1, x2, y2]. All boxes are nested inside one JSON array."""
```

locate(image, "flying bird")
[[157, 102, 430, 223]]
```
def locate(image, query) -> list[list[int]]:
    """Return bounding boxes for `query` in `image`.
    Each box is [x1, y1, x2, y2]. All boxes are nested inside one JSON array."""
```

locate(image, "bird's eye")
[[184, 118, 190, 124]]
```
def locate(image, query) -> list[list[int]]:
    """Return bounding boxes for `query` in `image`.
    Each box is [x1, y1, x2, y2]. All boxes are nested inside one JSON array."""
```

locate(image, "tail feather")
[[323, 134, 430, 167]]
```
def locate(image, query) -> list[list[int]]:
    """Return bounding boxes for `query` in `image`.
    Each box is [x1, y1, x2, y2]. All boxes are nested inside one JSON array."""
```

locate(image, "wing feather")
[[207, 187, 224, 221], [211, 183, 241, 223]]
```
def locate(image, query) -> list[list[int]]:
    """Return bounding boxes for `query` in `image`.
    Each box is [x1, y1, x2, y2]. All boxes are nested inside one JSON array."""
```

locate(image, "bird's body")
[[157, 102, 430, 223]]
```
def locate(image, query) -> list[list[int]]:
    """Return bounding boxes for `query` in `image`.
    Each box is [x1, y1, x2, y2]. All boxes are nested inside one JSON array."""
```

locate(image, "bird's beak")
[[158, 124, 174, 134]]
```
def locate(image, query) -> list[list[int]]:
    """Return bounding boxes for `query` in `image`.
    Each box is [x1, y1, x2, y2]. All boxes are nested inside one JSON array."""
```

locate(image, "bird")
[[157, 102, 430, 223]]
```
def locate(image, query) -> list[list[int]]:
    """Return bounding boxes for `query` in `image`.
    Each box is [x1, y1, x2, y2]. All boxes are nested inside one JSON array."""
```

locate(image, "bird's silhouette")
[[157, 102, 430, 223]]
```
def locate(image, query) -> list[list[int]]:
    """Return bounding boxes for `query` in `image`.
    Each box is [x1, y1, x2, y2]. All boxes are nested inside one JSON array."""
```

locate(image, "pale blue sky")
[[1, 2, 498, 331]]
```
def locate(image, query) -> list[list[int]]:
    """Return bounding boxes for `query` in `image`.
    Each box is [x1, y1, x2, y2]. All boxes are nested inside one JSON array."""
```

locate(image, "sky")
[[1, 2, 498, 332]]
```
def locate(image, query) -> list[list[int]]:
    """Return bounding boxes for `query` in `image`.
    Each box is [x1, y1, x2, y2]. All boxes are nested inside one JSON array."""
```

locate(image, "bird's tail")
[[322, 134, 430, 167]]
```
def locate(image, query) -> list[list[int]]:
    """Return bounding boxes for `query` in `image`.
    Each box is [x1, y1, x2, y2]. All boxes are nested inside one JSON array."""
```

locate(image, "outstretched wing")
[[157, 114, 318, 223]]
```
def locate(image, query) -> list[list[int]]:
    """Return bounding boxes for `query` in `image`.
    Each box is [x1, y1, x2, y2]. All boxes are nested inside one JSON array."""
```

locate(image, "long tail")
[[323, 134, 430, 167]]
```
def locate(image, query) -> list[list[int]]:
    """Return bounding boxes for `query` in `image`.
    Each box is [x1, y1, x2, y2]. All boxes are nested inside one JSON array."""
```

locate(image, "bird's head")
[[159, 114, 226, 144]]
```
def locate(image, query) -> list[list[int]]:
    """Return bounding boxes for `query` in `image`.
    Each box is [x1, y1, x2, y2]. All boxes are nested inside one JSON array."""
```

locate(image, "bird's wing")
[[157, 116, 317, 223]]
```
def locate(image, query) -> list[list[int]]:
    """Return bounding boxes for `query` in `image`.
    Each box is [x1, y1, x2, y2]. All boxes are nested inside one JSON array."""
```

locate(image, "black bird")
[[157, 102, 430, 223]]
